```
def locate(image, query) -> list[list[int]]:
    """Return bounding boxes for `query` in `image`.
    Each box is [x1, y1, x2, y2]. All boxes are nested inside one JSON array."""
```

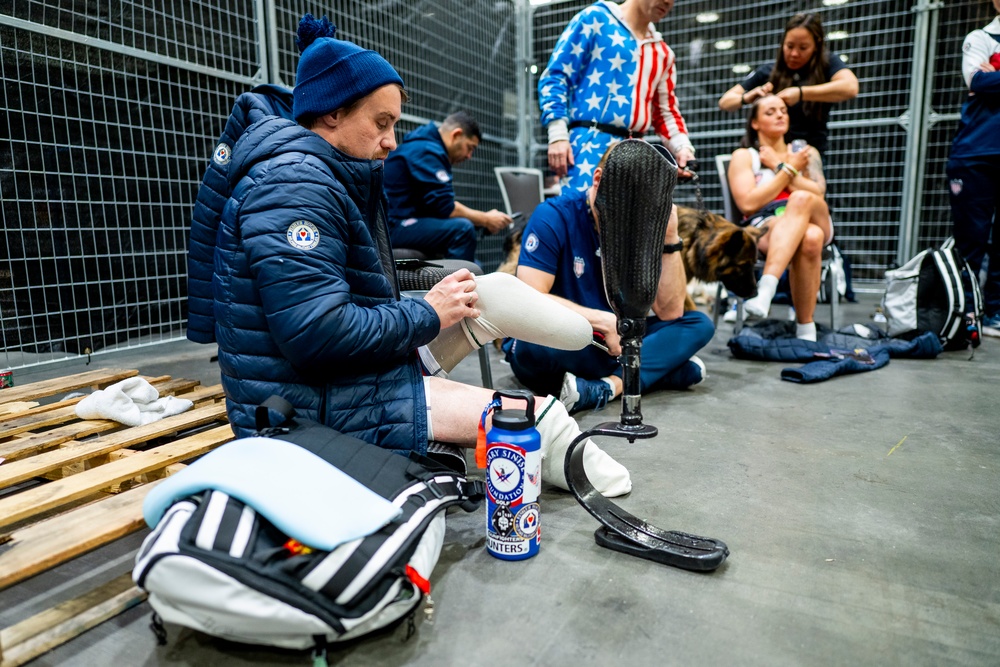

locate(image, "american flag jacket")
[[538, 1, 693, 191]]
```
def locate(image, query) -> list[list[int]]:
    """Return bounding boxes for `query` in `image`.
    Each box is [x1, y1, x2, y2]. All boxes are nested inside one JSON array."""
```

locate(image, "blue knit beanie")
[[292, 14, 404, 122]]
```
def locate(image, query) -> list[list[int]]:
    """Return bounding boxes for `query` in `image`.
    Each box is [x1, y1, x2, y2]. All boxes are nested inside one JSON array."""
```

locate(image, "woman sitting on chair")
[[728, 94, 832, 341]]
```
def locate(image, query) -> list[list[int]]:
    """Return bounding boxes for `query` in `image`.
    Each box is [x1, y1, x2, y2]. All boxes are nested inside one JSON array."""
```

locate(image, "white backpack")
[[133, 403, 483, 658], [882, 238, 983, 351]]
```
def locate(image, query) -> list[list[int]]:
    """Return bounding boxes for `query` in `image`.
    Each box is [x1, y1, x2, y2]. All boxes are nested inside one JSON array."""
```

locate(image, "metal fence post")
[[515, 0, 532, 167], [897, 0, 943, 265]]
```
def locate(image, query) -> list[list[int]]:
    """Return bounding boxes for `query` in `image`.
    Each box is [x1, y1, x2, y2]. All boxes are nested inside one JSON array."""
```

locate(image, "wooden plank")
[[0, 376, 190, 436], [0, 425, 233, 530], [0, 421, 121, 463], [0, 480, 163, 590], [0, 403, 228, 490], [177, 384, 225, 404], [0, 573, 145, 667], [0, 369, 138, 406], [0, 403, 39, 417]]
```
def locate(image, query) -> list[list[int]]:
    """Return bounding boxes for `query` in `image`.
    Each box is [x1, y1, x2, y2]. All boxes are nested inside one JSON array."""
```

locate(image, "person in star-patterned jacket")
[[539, 0, 695, 191]]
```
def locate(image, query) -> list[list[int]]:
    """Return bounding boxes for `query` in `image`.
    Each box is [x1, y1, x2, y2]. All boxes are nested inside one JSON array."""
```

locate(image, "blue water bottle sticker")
[[486, 442, 541, 559]]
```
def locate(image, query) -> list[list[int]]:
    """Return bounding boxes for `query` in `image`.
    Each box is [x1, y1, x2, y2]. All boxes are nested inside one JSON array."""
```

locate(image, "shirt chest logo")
[[574, 255, 586, 278], [435, 169, 451, 182], [287, 221, 320, 250]]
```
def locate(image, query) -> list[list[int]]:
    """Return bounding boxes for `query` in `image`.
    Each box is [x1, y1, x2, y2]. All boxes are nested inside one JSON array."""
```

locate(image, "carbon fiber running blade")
[[594, 140, 677, 320]]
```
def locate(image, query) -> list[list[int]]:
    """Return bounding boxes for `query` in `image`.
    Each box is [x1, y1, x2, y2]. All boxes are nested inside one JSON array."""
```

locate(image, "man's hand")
[[593, 310, 622, 357], [478, 209, 512, 234], [548, 140, 574, 178], [675, 146, 696, 180], [424, 269, 479, 329]]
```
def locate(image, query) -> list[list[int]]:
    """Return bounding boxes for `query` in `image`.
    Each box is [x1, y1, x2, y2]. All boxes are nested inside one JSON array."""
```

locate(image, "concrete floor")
[[2, 294, 999, 666]]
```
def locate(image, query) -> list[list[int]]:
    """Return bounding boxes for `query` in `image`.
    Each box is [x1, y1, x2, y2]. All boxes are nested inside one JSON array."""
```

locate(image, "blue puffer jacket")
[[187, 85, 294, 344], [215, 116, 441, 453]]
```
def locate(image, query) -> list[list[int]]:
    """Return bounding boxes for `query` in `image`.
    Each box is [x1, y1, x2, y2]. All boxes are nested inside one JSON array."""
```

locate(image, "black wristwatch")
[[662, 240, 683, 254]]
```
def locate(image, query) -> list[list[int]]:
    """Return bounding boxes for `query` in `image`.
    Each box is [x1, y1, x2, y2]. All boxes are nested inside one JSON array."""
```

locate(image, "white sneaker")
[[559, 372, 581, 412], [689, 355, 707, 386], [722, 301, 738, 323]]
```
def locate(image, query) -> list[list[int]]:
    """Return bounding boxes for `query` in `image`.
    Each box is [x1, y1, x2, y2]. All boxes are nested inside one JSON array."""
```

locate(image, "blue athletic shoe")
[[559, 372, 614, 415], [982, 313, 1000, 338]]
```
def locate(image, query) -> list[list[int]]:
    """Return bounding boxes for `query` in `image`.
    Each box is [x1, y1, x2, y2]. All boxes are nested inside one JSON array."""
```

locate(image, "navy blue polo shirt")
[[517, 189, 609, 313], [384, 122, 456, 222]]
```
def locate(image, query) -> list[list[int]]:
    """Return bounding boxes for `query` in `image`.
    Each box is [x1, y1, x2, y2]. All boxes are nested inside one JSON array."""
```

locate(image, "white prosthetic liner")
[[426, 272, 592, 374]]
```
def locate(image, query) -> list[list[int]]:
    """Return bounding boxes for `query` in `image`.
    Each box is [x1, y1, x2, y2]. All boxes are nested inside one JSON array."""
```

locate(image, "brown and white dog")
[[498, 206, 764, 302]]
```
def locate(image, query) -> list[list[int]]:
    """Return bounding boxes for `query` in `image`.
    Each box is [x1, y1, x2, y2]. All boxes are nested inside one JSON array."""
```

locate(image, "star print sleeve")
[[651, 43, 693, 156], [538, 9, 595, 142]]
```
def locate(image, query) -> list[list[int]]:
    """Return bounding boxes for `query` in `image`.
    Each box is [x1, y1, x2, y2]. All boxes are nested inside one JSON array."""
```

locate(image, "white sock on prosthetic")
[[744, 273, 779, 319], [425, 272, 592, 374], [534, 396, 631, 498]]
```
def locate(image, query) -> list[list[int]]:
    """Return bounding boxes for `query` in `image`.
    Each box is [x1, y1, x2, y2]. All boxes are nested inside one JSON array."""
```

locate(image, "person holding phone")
[[384, 111, 511, 261]]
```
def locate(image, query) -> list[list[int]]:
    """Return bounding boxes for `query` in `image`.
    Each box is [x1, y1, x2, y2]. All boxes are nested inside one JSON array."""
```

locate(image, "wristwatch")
[[662, 240, 683, 254]]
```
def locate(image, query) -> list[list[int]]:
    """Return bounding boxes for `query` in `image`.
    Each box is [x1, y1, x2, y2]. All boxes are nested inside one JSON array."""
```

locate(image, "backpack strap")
[[299, 471, 478, 605], [930, 249, 965, 343]]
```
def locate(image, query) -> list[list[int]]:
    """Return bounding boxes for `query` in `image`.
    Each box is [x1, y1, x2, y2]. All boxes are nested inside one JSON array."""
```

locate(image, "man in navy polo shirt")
[[504, 150, 714, 414], [384, 111, 511, 261]]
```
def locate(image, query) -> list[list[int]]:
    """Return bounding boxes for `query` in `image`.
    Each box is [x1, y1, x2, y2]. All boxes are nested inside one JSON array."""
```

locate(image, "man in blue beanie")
[[384, 111, 511, 261], [209, 14, 633, 497]]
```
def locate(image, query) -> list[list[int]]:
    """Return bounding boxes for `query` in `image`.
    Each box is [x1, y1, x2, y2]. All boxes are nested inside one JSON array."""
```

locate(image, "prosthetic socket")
[[426, 272, 592, 374]]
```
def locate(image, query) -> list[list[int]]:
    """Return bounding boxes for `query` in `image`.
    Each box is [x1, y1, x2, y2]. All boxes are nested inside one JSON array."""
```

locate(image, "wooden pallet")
[[0, 368, 233, 667]]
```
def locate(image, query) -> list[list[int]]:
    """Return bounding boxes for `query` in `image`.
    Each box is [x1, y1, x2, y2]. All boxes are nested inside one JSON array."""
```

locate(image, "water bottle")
[[484, 389, 541, 560], [790, 139, 807, 153]]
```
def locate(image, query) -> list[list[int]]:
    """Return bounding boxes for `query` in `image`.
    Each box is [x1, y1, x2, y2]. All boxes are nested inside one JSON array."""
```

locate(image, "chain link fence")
[[530, 0, 993, 292], [0, 1, 992, 368]]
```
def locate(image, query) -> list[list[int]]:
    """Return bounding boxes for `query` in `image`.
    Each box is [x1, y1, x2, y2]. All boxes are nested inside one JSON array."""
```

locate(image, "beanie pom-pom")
[[296, 14, 337, 53]]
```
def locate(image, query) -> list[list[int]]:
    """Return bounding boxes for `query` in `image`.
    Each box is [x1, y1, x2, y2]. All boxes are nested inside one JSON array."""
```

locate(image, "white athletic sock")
[[796, 321, 817, 341], [744, 274, 779, 319], [534, 396, 631, 498]]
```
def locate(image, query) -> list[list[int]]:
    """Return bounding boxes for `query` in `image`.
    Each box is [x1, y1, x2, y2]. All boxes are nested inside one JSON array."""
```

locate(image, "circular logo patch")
[[435, 169, 451, 182], [514, 503, 539, 540], [487, 445, 524, 504], [213, 142, 231, 165], [524, 233, 539, 253], [287, 221, 320, 250]]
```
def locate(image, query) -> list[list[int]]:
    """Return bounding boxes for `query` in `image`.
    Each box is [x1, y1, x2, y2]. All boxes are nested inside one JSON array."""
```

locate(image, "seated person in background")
[[211, 15, 630, 497], [728, 95, 833, 341], [384, 111, 511, 261], [504, 148, 714, 414]]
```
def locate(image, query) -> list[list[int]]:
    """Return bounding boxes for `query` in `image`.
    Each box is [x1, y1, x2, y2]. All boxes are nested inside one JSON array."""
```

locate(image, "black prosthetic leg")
[[563, 140, 729, 572]]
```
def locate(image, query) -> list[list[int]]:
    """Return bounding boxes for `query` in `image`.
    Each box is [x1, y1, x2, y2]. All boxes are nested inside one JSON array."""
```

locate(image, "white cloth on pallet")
[[74, 377, 193, 427]]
